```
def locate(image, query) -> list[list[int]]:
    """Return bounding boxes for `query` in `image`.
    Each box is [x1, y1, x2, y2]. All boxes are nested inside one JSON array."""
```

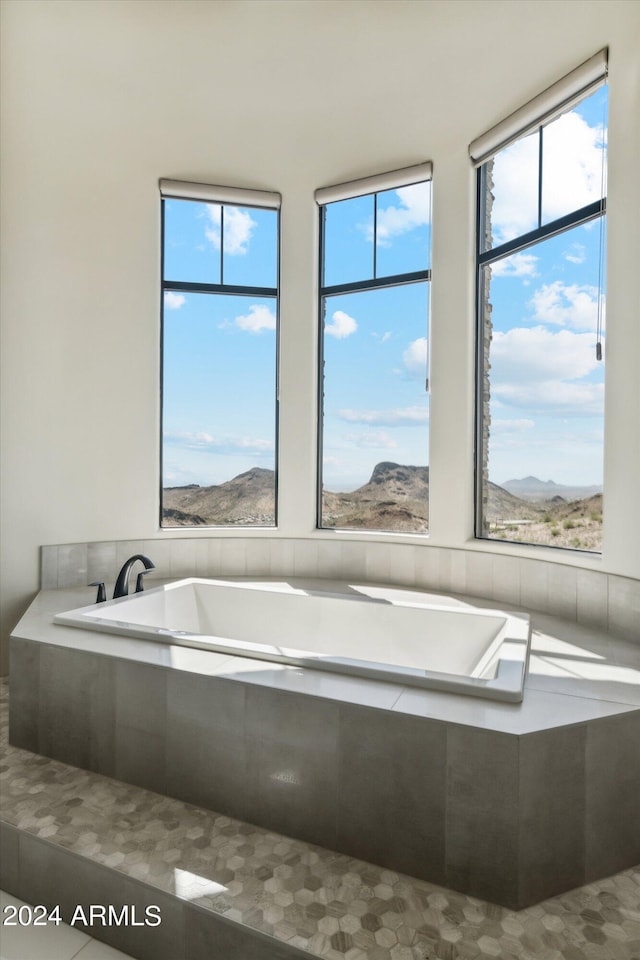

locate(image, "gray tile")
[[167, 669, 245, 731], [57, 543, 88, 588], [18, 831, 104, 923], [520, 558, 549, 614], [445, 725, 519, 908], [2, 670, 640, 946], [0, 822, 20, 894], [8, 638, 40, 752], [39, 646, 115, 774], [221, 539, 248, 576], [247, 538, 271, 576], [193, 538, 210, 577], [0, 887, 92, 960], [365, 543, 390, 583], [115, 726, 166, 794], [245, 685, 338, 752], [246, 735, 338, 848], [576, 568, 608, 630], [87, 542, 118, 586], [337, 705, 446, 883], [519, 725, 586, 906], [166, 671, 248, 814], [341, 541, 367, 579], [166, 715, 249, 819], [268, 539, 295, 577], [104, 873, 186, 960], [203, 537, 223, 576], [19, 834, 185, 960], [465, 552, 493, 600], [433, 547, 455, 593], [415, 544, 441, 591], [547, 564, 578, 621], [388, 543, 417, 586], [115, 540, 147, 571], [608, 574, 640, 642], [448, 548, 467, 595], [40, 545, 59, 589], [170, 538, 197, 577], [293, 539, 318, 577], [115, 661, 166, 733], [318, 538, 343, 580], [185, 903, 308, 960], [586, 710, 640, 880], [143, 539, 172, 580], [492, 554, 521, 606]]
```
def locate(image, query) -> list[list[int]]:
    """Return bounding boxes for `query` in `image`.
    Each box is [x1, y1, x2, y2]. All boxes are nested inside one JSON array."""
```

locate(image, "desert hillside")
[[163, 464, 602, 550]]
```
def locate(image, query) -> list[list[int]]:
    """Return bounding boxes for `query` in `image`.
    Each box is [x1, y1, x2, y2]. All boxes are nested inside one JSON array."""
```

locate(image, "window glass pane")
[[163, 199, 221, 284], [321, 283, 429, 533], [480, 222, 604, 551], [541, 86, 607, 225], [486, 130, 539, 248], [323, 194, 374, 287], [222, 206, 278, 288], [375, 182, 431, 277], [162, 293, 277, 526]]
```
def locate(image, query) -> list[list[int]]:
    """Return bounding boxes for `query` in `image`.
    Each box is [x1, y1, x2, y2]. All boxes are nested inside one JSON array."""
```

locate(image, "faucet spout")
[[113, 554, 155, 599]]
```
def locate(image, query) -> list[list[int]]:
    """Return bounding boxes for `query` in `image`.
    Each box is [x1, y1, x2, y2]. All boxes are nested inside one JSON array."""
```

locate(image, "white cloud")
[[164, 292, 186, 310], [491, 131, 539, 241], [491, 253, 538, 279], [402, 337, 428, 378], [234, 304, 276, 333], [338, 405, 428, 426], [491, 110, 605, 243], [491, 325, 599, 382], [326, 309, 357, 339], [164, 431, 274, 456], [529, 281, 603, 333], [493, 381, 604, 417], [371, 331, 392, 344], [373, 182, 431, 246], [489, 325, 604, 416], [205, 204, 256, 255], [564, 243, 586, 264], [541, 111, 606, 221], [343, 431, 398, 449], [491, 418, 535, 432]]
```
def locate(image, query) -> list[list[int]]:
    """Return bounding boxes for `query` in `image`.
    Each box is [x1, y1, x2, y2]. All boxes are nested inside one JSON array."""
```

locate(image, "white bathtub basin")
[[54, 578, 530, 701]]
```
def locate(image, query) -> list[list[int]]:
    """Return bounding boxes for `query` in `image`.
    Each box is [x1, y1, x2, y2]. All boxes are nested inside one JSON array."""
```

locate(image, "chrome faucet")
[[113, 554, 155, 599]]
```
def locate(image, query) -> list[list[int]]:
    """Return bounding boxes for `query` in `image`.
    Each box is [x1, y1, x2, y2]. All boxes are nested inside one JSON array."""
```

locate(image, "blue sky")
[[162, 86, 606, 492], [485, 86, 607, 487]]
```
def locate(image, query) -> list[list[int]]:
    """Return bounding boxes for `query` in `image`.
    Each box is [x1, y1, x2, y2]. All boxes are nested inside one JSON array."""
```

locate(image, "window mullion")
[[537, 126, 543, 229]]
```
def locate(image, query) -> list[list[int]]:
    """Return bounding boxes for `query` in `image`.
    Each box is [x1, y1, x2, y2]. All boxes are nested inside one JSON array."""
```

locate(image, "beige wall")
[[2, 0, 639, 672]]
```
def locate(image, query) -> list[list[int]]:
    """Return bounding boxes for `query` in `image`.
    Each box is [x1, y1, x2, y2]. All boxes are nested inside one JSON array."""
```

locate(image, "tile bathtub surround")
[[39, 539, 640, 643], [2, 681, 640, 960], [9, 635, 640, 910]]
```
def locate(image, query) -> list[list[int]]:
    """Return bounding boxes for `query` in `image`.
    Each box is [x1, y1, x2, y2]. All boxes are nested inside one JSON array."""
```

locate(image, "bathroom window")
[[160, 179, 280, 528], [473, 52, 608, 552], [316, 165, 432, 533]]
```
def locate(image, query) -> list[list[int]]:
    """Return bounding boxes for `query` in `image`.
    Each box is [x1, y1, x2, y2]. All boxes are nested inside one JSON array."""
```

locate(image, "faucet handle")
[[89, 581, 106, 604], [135, 571, 150, 593]]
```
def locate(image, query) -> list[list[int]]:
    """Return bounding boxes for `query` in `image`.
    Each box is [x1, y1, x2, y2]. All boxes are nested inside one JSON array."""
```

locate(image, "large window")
[[160, 180, 280, 527], [316, 165, 432, 533], [473, 53, 607, 552]]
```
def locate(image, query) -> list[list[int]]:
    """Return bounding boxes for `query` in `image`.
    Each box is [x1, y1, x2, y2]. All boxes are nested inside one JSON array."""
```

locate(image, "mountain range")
[[163, 463, 599, 530], [501, 476, 602, 502]]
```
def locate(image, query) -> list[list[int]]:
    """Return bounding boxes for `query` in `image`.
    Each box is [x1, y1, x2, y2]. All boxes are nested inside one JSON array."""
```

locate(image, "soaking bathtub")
[[54, 578, 530, 701]]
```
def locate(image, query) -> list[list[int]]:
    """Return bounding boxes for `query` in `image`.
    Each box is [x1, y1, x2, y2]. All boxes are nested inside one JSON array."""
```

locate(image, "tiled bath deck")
[[1, 680, 639, 960]]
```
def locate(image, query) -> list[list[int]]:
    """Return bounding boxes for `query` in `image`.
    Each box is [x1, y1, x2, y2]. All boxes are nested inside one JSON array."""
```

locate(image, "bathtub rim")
[[53, 577, 531, 703]]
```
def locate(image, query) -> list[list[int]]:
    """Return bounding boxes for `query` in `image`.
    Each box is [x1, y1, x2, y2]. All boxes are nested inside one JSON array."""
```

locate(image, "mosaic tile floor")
[[1, 678, 639, 960]]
